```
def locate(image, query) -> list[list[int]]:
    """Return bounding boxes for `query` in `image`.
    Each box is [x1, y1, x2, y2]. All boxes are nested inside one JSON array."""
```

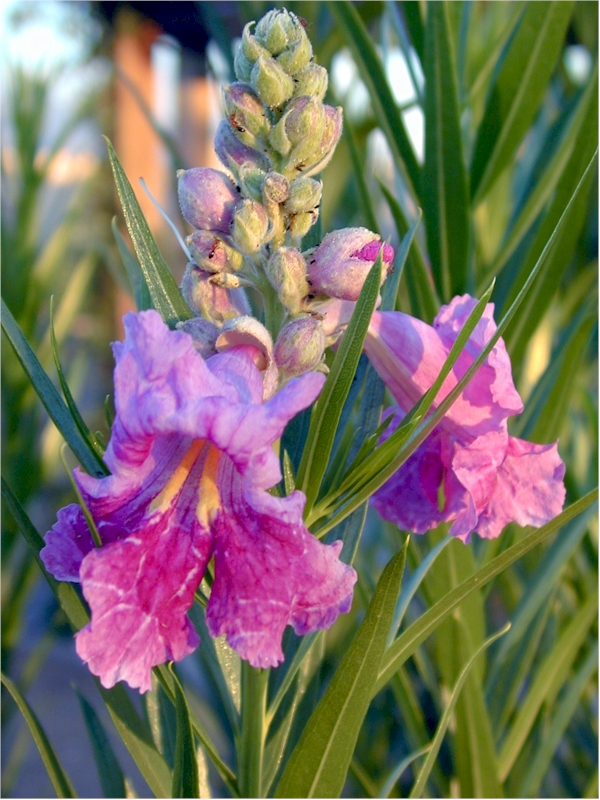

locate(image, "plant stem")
[[239, 662, 269, 798]]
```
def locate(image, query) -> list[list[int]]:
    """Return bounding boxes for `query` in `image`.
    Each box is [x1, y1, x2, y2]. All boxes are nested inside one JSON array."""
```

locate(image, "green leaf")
[[497, 588, 598, 782], [170, 665, 199, 799], [423, 1, 470, 300], [344, 120, 379, 233], [104, 137, 192, 327], [400, 1, 424, 62], [329, 0, 421, 199], [470, 1, 574, 202], [377, 744, 431, 798], [1, 298, 108, 478], [378, 182, 438, 323], [518, 643, 598, 798], [275, 539, 409, 798], [111, 217, 153, 312], [296, 255, 382, 513], [1, 478, 173, 798], [75, 689, 127, 798], [1, 672, 76, 798], [408, 623, 511, 798], [381, 209, 423, 313], [374, 490, 598, 695]]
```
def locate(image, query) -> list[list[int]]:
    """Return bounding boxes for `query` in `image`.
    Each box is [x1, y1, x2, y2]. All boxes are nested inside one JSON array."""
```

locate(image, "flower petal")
[[75, 511, 212, 692], [40, 505, 94, 581], [206, 464, 356, 668]]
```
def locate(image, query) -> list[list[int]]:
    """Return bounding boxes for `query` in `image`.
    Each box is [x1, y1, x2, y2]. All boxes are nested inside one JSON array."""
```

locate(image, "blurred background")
[[1, 2, 597, 797]]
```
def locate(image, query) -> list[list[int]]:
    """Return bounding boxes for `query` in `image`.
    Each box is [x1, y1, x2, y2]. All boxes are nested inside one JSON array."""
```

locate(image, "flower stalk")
[[239, 663, 269, 798]]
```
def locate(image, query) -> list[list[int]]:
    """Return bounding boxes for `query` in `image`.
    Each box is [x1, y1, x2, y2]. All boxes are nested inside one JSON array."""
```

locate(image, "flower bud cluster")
[[176, 8, 394, 389]]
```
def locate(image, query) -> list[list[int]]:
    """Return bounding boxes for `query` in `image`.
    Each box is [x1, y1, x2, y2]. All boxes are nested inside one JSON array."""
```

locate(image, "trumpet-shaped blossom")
[[364, 295, 565, 542], [41, 310, 356, 692]]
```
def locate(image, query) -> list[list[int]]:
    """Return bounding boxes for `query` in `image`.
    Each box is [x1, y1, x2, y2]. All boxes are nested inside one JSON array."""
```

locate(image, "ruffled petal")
[[473, 436, 566, 540], [40, 505, 94, 581], [75, 511, 212, 692], [206, 465, 356, 668]]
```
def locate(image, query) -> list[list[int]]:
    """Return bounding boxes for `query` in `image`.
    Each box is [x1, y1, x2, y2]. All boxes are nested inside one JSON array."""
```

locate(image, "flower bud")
[[277, 35, 312, 76], [232, 199, 269, 254], [181, 263, 251, 324], [293, 63, 328, 101], [223, 83, 270, 141], [265, 247, 308, 314], [234, 46, 254, 83], [289, 211, 317, 241], [263, 171, 289, 205], [238, 164, 266, 203], [285, 177, 322, 213], [306, 227, 394, 301], [215, 315, 278, 398], [241, 22, 270, 62], [251, 56, 294, 108], [177, 168, 239, 233], [274, 316, 325, 378], [269, 96, 325, 156], [177, 318, 219, 358], [214, 120, 271, 175], [283, 104, 342, 178], [186, 230, 244, 273], [255, 10, 312, 73]]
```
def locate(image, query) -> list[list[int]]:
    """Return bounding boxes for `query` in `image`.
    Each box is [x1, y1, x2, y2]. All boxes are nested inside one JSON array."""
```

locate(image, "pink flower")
[[364, 295, 566, 542], [41, 311, 356, 691]]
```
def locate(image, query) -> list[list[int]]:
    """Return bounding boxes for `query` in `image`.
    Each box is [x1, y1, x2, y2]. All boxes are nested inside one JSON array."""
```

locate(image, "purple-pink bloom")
[[41, 310, 356, 691], [364, 295, 565, 542]]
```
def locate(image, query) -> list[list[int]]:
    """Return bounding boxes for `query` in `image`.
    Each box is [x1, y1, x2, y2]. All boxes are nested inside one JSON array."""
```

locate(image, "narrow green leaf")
[[111, 217, 153, 312], [104, 137, 192, 327], [497, 589, 598, 782], [378, 182, 439, 323], [381, 209, 423, 313], [329, 1, 421, 199], [378, 745, 431, 798], [408, 623, 511, 798], [282, 450, 295, 496], [275, 539, 409, 799], [49, 298, 106, 461], [518, 643, 598, 797], [344, 120, 379, 233], [470, 1, 574, 202], [75, 689, 127, 798], [296, 255, 382, 512], [1, 298, 108, 478], [1, 672, 76, 798], [423, 1, 470, 300], [1, 478, 174, 798], [400, 1, 424, 62], [170, 665, 199, 799], [374, 490, 598, 695]]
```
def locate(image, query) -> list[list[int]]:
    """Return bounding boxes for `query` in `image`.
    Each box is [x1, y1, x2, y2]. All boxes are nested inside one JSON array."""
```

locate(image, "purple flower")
[[307, 228, 394, 301], [364, 295, 566, 542], [41, 310, 356, 691]]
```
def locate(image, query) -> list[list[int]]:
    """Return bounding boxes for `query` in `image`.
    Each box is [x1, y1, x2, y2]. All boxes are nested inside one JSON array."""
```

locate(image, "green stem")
[[239, 663, 269, 798]]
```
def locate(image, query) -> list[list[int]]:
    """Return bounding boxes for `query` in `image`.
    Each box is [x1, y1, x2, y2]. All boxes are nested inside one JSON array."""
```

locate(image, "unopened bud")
[[277, 33, 312, 75], [255, 10, 312, 72], [238, 164, 266, 203], [263, 171, 289, 205], [234, 47, 254, 83], [214, 120, 271, 176], [293, 63, 328, 101], [289, 211, 317, 240], [177, 318, 219, 358], [270, 96, 325, 157], [285, 177, 322, 213], [186, 230, 244, 273], [232, 199, 269, 254], [265, 247, 308, 314], [177, 168, 239, 233], [251, 56, 294, 108], [223, 83, 270, 141], [306, 227, 394, 301], [181, 263, 251, 324], [241, 22, 270, 63], [285, 104, 342, 179], [274, 316, 325, 378]]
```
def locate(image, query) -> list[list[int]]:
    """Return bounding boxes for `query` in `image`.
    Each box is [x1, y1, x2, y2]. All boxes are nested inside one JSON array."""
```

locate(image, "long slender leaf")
[[1, 298, 108, 478], [378, 745, 431, 798], [275, 540, 409, 798], [1, 672, 76, 798], [497, 589, 598, 782], [470, 1, 574, 202], [170, 666, 199, 799], [518, 644, 598, 797], [111, 217, 153, 312], [75, 689, 127, 799], [104, 138, 192, 327], [423, 0, 470, 300], [329, 1, 421, 199], [344, 120, 379, 233], [375, 490, 598, 695], [296, 255, 382, 512], [408, 623, 511, 798]]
